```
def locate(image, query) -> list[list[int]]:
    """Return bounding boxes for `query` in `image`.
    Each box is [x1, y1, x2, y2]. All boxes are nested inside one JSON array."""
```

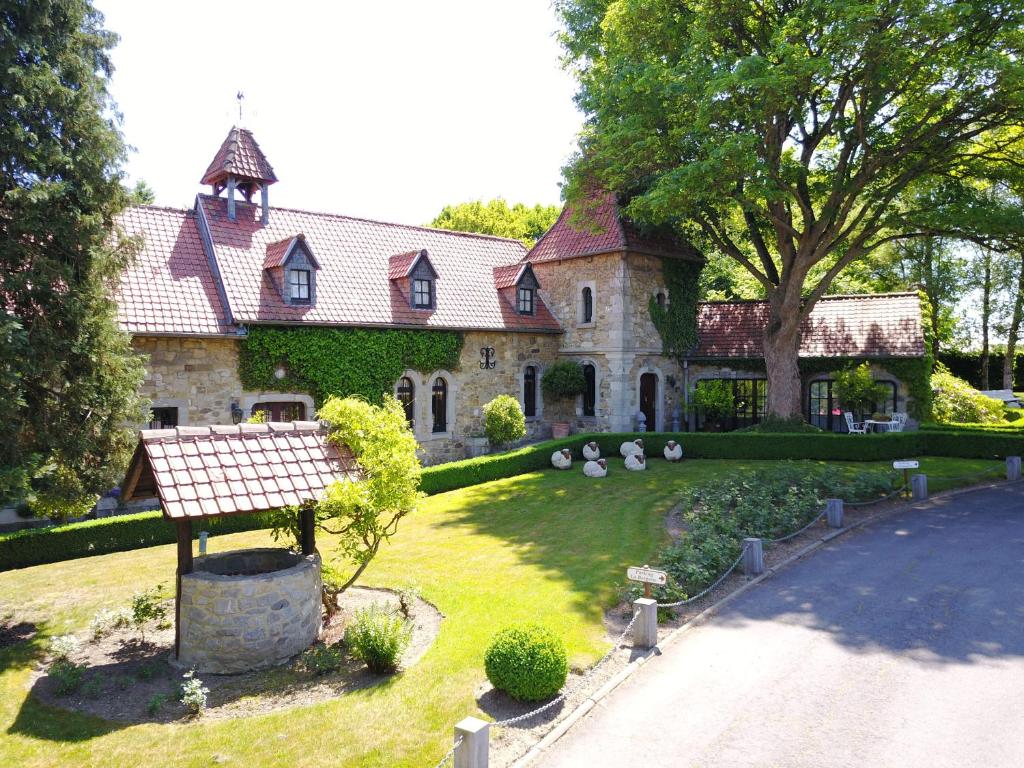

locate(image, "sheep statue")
[[551, 448, 573, 470], [663, 440, 684, 462], [582, 441, 601, 461], [619, 438, 644, 458], [583, 458, 608, 478], [624, 453, 647, 471]]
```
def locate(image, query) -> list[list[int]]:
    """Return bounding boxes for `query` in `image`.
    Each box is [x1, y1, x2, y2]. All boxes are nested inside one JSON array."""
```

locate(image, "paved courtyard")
[[542, 484, 1024, 768]]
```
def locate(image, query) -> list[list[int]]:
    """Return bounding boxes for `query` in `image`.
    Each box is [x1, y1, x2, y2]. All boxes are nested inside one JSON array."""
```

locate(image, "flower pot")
[[551, 422, 571, 439]]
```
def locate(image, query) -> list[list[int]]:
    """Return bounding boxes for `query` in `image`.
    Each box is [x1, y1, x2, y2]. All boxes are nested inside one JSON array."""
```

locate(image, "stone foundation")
[[178, 548, 321, 674]]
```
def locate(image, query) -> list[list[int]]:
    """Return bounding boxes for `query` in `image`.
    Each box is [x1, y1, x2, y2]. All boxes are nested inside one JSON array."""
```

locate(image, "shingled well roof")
[[121, 422, 361, 520], [695, 293, 926, 359]]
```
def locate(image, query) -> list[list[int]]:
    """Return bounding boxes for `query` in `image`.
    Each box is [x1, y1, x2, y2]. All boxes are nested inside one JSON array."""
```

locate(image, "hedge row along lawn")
[[0, 457, 1003, 767], [3, 428, 1021, 570]]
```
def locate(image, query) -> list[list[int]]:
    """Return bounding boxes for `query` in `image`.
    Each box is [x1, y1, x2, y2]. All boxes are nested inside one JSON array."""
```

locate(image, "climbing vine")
[[649, 259, 703, 356], [239, 326, 464, 406]]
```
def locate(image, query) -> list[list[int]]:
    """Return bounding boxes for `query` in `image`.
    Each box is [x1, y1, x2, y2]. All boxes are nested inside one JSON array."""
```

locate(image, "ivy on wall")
[[649, 259, 703, 356], [239, 326, 464, 406]]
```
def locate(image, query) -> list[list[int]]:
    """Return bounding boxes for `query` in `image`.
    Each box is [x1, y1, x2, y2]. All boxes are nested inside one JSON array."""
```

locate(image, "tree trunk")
[[763, 289, 804, 418], [922, 238, 942, 360], [980, 251, 992, 390], [1003, 251, 1024, 390]]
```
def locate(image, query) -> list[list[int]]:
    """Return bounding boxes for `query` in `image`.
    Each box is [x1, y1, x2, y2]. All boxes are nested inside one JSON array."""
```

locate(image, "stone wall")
[[178, 549, 321, 674]]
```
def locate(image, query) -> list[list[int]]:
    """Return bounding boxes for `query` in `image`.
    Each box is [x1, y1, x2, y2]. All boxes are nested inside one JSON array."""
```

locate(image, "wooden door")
[[640, 373, 657, 431]]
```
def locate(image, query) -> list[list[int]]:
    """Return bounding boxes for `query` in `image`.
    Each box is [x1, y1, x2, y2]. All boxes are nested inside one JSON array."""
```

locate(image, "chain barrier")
[[767, 508, 827, 543], [656, 545, 747, 608], [432, 735, 462, 768], [844, 484, 909, 507]]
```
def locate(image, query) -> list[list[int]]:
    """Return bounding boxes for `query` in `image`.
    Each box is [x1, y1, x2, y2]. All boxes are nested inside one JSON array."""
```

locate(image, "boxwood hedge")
[[3, 428, 1019, 572]]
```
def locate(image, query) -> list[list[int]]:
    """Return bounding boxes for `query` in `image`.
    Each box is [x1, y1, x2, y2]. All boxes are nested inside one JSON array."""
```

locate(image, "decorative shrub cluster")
[[482, 395, 526, 446], [344, 603, 413, 674], [239, 326, 463, 406], [49, 634, 80, 662], [89, 607, 131, 639], [179, 670, 209, 715], [540, 361, 586, 399], [931, 365, 1005, 424], [484, 624, 568, 701], [650, 463, 896, 603]]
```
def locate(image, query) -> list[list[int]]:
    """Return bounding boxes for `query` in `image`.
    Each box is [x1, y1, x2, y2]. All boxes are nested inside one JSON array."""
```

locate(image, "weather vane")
[[236, 91, 244, 123]]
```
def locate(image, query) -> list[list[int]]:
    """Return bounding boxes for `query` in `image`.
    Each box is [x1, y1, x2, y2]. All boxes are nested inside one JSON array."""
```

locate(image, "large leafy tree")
[[429, 199, 561, 248], [0, 1, 144, 510], [557, 0, 1024, 416]]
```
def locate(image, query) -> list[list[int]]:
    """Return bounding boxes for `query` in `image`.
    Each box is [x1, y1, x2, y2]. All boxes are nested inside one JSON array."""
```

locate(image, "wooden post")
[[299, 506, 316, 556], [174, 519, 193, 659]]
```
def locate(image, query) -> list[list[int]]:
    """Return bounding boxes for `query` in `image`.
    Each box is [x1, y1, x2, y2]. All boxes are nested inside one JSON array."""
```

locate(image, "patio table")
[[863, 419, 891, 433]]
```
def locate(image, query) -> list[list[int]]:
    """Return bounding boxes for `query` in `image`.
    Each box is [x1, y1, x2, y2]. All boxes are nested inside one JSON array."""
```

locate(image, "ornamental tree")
[[308, 396, 422, 593], [429, 199, 562, 248], [557, 0, 1024, 417], [1, 0, 145, 508]]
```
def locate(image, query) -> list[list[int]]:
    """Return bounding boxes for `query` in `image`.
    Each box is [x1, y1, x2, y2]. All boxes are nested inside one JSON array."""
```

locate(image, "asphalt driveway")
[[541, 483, 1024, 768]]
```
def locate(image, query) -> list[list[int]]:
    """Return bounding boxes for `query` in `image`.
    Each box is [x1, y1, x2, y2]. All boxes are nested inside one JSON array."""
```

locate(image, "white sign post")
[[893, 460, 920, 497], [627, 564, 668, 598]]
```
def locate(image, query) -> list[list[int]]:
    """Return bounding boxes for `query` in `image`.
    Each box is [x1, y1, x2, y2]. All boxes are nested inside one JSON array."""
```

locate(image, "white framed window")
[[413, 278, 432, 309], [517, 286, 534, 315]]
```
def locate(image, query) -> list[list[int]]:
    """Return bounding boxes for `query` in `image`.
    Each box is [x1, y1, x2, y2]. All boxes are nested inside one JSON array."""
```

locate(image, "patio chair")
[[885, 412, 908, 433], [843, 412, 866, 434]]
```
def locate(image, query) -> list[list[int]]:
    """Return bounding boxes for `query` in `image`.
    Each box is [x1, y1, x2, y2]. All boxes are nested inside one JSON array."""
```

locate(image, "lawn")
[[0, 456, 1003, 767]]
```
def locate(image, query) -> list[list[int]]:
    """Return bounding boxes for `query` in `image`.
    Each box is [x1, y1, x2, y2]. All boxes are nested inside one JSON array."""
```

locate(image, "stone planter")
[[466, 436, 490, 458], [551, 422, 571, 439], [177, 548, 321, 674]]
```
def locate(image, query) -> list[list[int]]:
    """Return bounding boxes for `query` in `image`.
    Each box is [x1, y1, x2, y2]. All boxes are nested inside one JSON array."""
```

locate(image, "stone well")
[[177, 548, 321, 674]]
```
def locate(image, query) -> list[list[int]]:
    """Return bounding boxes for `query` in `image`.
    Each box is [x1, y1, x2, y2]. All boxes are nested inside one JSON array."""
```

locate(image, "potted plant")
[[833, 363, 890, 423], [691, 380, 734, 432], [541, 361, 587, 437]]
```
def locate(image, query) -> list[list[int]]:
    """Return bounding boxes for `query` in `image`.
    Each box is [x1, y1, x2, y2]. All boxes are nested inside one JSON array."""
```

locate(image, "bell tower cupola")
[[200, 126, 277, 224]]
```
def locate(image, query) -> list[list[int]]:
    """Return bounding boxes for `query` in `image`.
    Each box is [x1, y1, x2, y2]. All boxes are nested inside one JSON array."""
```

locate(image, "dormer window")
[[413, 278, 433, 309], [289, 269, 311, 303], [518, 286, 535, 315]]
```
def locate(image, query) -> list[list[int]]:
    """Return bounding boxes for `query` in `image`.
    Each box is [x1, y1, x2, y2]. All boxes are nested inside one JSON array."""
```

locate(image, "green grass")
[[0, 457, 1003, 767]]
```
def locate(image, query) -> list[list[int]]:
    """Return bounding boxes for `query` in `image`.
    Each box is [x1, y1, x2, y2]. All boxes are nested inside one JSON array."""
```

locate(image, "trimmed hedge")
[[4, 429, 1021, 571]]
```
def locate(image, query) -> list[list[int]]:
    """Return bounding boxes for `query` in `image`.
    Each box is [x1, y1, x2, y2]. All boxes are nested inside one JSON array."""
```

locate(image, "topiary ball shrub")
[[483, 394, 527, 446], [484, 624, 568, 701]]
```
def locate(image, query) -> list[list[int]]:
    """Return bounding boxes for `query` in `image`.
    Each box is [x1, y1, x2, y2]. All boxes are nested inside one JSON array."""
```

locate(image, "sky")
[[96, 0, 582, 225]]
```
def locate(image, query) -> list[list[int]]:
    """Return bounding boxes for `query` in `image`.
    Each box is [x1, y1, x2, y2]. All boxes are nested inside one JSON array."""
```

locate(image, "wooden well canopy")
[[121, 420, 360, 658]]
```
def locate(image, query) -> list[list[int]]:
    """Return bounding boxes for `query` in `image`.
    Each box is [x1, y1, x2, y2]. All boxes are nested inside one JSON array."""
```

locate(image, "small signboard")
[[893, 460, 920, 470], [627, 565, 668, 586]]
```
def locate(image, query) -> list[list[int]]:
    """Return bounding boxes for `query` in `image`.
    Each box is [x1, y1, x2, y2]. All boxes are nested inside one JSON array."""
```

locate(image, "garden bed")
[[28, 587, 441, 724]]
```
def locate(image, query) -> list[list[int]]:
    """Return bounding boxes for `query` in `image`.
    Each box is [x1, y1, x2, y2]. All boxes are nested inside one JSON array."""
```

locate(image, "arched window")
[[656, 291, 666, 308], [582, 286, 593, 324], [582, 363, 597, 417], [524, 365, 537, 418], [431, 377, 448, 433], [397, 377, 415, 427]]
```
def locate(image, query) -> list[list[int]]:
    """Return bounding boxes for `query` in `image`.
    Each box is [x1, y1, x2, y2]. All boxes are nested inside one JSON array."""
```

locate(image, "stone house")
[[115, 127, 927, 463]]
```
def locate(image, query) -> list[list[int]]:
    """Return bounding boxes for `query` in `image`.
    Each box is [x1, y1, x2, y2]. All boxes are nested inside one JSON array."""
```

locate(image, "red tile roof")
[[526, 191, 701, 264], [492, 263, 528, 289], [121, 422, 361, 520], [200, 127, 278, 187], [695, 293, 925, 359], [263, 235, 302, 269], [197, 195, 562, 333], [387, 249, 425, 280], [115, 206, 234, 336]]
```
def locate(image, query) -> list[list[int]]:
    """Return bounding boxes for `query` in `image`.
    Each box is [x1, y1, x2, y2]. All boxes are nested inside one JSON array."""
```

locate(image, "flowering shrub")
[[89, 607, 131, 639], [49, 634, 80, 662], [179, 670, 209, 715], [931, 365, 1004, 424]]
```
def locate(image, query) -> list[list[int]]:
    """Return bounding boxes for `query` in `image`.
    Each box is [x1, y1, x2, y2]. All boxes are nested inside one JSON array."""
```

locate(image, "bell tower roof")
[[200, 126, 278, 188]]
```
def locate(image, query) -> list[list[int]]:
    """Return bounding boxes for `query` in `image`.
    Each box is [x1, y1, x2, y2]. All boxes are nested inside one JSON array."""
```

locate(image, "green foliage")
[[691, 380, 733, 419], [147, 693, 168, 716], [931, 365, 1005, 424], [344, 603, 412, 674], [648, 259, 703, 355], [0, 510, 273, 572], [49, 634, 80, 662], [0, 0, 147, 506], [428, 199, 562, 248], [130, 584, 168, 640], [179, 670, 209, 715], [302, 641, 346, 676], [49, 659, 85, 696], [540, 361, 586, 400], [482, 395, 526, 446], [89, 607, 131, 639], [737, 416, 823, 434], [652, 463, 895, 601], [833, 363, 891, 418], [939, 350, 1024, 390], [239, 326, 463, 406], [484, 624, 568, 702], [313, 396, 423, 592]]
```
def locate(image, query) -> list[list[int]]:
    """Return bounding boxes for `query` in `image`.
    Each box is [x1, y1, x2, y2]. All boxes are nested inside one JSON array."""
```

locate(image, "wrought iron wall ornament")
[[479, 347, 496, 370]]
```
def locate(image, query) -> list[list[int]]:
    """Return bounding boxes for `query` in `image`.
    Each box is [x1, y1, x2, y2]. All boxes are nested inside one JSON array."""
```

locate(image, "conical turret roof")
[[200, 126, 278, 187]]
